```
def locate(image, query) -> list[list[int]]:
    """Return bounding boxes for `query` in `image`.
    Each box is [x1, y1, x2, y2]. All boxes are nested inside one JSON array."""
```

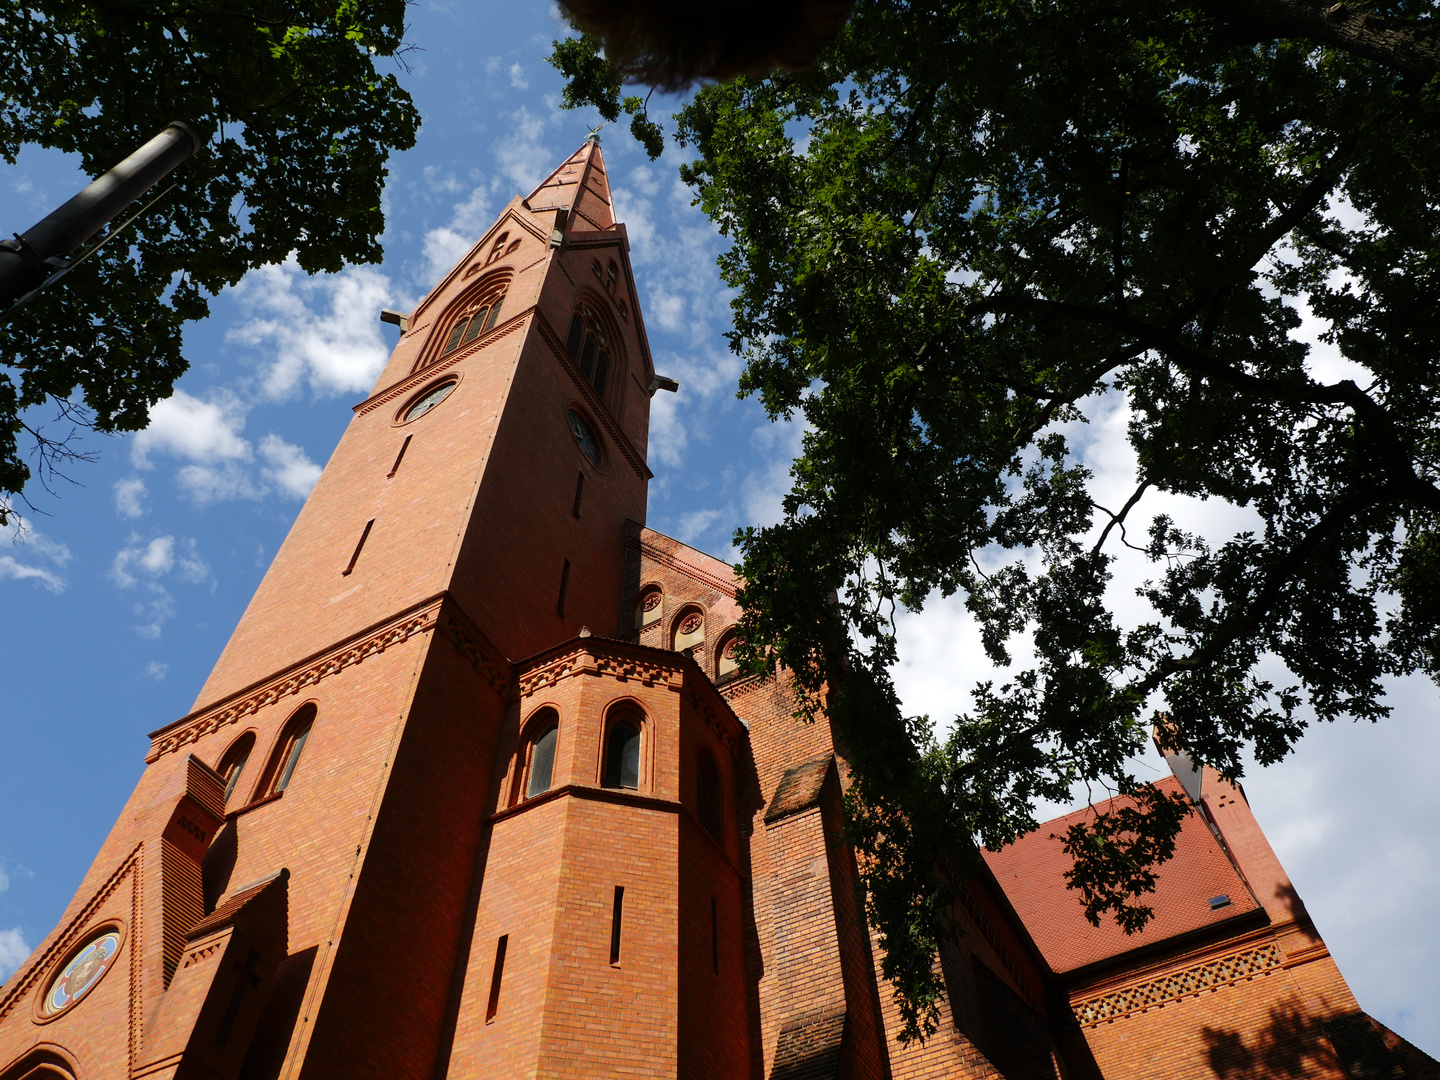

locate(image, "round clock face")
[[404, 380, 456, 422], [45, 929, 121, 1015], [567, 410, 601, 465]]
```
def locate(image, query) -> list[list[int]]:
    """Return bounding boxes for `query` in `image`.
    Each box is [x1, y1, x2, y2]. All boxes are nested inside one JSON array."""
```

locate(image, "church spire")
[[525, 137, 615, 231]]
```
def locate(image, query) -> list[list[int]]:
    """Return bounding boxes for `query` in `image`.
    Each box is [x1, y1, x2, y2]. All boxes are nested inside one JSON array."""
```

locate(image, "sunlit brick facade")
[[1, 140, 1432, 1080]]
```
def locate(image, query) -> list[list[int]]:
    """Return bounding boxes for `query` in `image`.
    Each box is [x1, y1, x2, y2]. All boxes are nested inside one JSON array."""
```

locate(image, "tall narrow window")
[[387, 435, 412, 478], [673, 608, 704, 652], [217, 733, 255, 807], [526, 724, 558, 798], [635, 586, 663, 628], [698, 747, 723, 841], [267, 705, 315, 796], [603, 720, 640, 789], [609, 886, 625, 965], [486, 935, 508, 1022], [711, 897, 719, 974], [572, 472, 585, 518], [556, 558, 571, 616], [343, 519, 374, 576]]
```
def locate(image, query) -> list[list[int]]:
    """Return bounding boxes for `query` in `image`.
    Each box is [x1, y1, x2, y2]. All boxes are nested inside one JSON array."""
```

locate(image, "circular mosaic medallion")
[[403, 380, 457, 422], [679, 613, 703, 635], [642, 591, 662, 612], [45, 929, 121, 1015]]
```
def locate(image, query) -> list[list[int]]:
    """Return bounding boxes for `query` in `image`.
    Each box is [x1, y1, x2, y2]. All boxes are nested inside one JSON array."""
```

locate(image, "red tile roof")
[[982, 777, 1258, 974]]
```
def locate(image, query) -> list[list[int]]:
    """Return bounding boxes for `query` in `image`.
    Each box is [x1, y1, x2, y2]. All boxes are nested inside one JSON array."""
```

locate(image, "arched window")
[[524, 717, 559, 799], [217, 732, 256, 806], [265, 704, 316, 796], [565, 300, 617, 400], [673, 607, 704, 653], [603, 719, 641, 790], [635, 586, 663, 629], [698, 747, 723, 840], [716, 632, 740, 679], [440, 283, 507, 357]]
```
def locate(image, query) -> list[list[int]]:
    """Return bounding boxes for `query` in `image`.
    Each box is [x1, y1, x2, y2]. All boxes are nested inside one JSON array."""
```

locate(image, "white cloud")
[[259, 435, 322, 499], [110, 535, 211, 638], [133, 390, 250, 469], [494, 106, 551, 193], [0, 514, 72, 593], [111, 535, 175, 588], [144, 661, 169, 681], [176, 462, 262, 506], [424, 185, 494, 283], [230, 259, 395, 400], [0, 928, 30, 983], [509, 62, 529, 90], [114, 477, 148, 518]]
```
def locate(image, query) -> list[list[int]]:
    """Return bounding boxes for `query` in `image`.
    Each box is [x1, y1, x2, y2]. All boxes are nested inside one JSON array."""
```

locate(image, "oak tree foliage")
[[554, 0, 1440, 1040], [0, 0, 420, 520]]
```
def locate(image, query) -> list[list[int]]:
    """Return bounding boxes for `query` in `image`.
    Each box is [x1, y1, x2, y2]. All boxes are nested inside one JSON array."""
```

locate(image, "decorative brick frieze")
[[1072, 942, 1283, 1026], [635, 536, 738, 599], [147, 599, 443, 761], [518, 642, 684, 697], [353, 315, 526, 416], [440, 608, 513, 695]]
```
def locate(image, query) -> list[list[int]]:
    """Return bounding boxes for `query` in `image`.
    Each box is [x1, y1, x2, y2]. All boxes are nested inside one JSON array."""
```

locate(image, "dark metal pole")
[[0, 121, 202, 310]]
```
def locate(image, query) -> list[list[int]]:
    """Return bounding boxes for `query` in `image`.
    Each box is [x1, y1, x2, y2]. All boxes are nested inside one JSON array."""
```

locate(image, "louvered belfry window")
[[442, 287, 506, 356], [566, 302, 613, 400]]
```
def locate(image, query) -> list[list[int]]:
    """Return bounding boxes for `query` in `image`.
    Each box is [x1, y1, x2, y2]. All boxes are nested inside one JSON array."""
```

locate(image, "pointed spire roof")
[[526, 137, 615, 231]]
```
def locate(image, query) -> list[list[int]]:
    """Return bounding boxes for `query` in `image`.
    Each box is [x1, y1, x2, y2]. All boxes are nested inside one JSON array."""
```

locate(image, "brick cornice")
[[146, 595, 512, 763], [633, 534, 738, 599]]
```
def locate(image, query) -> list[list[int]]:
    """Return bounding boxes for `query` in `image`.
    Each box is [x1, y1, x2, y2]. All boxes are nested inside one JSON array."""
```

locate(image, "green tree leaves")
[[555, 0, 1440, 1039], [0, 0, 419, 515]]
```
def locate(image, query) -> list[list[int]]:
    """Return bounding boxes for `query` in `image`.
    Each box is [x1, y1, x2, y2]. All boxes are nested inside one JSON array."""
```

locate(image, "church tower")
[[0, 139, 1415, 1080]]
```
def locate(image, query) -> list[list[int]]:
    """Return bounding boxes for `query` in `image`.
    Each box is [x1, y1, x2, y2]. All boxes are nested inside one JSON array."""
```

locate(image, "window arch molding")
[[715, 627, 744, 681], [255, 702, 318, 800], [565, 287, 627, 410], [512, 706, 562, 806], [598, 699, 650, 792], [672, 605, 705, 654], [216, 729, 258, 809], [634, 583, 664, 629], [413, 268, 515, 372]]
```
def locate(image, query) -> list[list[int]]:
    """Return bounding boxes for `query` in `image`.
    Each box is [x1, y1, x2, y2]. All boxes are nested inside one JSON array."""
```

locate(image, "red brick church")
[[1, 140, 1432, 1080]]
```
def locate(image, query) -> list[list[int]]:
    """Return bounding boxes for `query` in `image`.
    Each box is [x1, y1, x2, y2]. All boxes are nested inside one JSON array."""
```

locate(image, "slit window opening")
[[486, 935, 508, 1022], [610, 886, 624, 965], [603, 721, 640, 789], [526, 725, 558, 798], [343, 519, 375, 576], [572, 473, 585, 518], [557, 558, 571, 616], [387, 435, 412, 478]]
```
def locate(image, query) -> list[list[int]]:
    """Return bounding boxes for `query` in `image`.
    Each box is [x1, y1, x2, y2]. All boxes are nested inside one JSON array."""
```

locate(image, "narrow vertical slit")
[[556, 558, 571, 616], [387, 434, 412, 478], [485, 935, 508, 1022], [609, 886, 624, 965], [342, 519, 375, 576], [711, 897, 719, 974], [571, 472, 585, 518]]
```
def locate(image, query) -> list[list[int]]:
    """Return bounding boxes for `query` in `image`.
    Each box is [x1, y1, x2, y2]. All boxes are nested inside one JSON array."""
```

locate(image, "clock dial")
[[404, 380, 457, 421], [567, 410, 601, 465]]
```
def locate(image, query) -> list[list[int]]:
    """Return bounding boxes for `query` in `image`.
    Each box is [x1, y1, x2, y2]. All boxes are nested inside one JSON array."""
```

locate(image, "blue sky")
[[1, 0, 1437, 1052]]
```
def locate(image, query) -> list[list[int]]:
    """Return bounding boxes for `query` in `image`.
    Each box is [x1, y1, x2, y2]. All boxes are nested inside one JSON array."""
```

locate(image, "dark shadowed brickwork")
[[2, 139, 1433, 1080]]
